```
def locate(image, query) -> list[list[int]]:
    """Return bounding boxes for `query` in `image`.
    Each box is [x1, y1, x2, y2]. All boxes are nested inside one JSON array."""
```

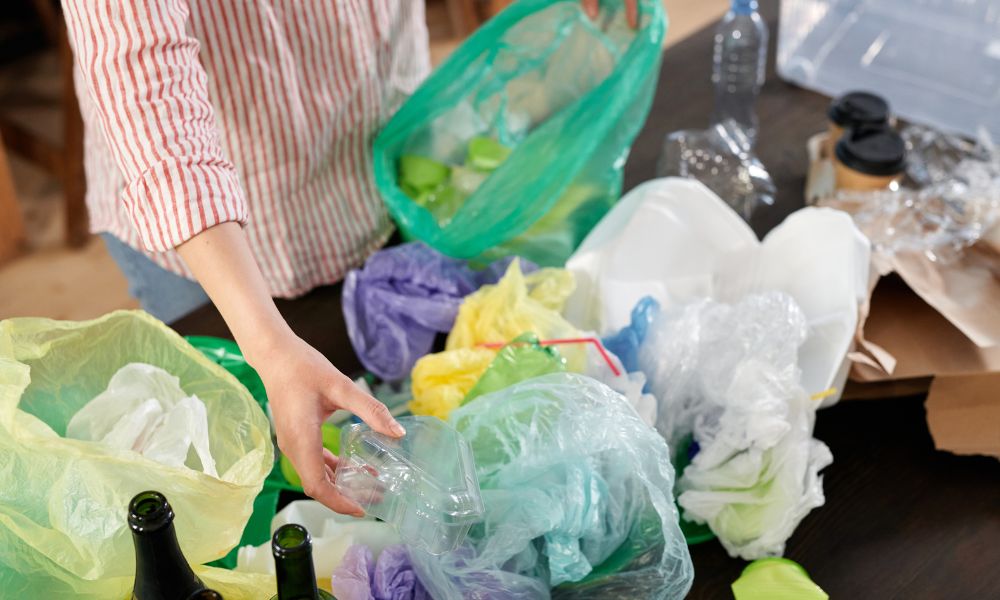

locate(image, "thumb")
[[336, 382, 406, 438], [581, 0, 599, 19]]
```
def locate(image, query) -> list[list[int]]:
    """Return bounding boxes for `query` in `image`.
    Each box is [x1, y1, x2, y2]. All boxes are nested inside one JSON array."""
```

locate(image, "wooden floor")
[[0, 0, 726, 321]]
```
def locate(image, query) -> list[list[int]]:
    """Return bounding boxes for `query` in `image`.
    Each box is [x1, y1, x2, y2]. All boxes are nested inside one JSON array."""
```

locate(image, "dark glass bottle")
[[187, 591, 224, 599], [128, 490, 209, 600], [270, 524, 334, 600]]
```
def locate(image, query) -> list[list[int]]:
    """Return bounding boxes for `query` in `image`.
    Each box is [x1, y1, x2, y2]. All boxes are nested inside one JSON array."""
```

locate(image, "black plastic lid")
[[128, 491, 174, 534], [828, 91, 890, 128], [272, 523, 312, 559], [834, 125, 906, 176]]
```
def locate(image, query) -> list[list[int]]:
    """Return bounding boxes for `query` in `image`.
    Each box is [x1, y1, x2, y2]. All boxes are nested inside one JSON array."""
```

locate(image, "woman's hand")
[[581, 0, 639, 28], [177, 223, 404, 516], [250, 331, 405, 516]]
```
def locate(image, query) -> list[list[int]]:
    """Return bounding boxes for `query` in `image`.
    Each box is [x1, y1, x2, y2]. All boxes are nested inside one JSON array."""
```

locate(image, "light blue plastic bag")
[[411, 373, 693, 599]]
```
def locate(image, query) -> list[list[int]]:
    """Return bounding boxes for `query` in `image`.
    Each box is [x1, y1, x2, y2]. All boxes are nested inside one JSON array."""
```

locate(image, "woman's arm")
[[178, 223, 404, 515], [62, 0, 402, 514]]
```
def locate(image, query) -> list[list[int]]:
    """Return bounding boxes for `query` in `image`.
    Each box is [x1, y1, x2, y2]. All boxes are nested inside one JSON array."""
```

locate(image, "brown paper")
[[850, 275, 1000, 381], [926, 372, 1000, 458]]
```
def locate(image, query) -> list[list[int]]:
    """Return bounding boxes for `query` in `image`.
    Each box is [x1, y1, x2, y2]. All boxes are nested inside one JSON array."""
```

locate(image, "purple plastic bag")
[[343, 243, 529, 381], [331, 544, 431, 600]]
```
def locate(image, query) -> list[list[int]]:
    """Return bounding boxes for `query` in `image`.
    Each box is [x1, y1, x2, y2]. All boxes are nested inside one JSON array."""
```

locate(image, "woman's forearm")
[[176, 222, 293, 366]]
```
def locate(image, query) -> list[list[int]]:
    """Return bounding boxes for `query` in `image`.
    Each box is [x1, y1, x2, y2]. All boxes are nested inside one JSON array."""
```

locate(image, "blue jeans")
[[101, 234, 210, 323]]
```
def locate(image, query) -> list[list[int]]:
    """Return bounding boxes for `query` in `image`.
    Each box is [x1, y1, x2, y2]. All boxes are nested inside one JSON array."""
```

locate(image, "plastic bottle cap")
[[732, 0, 758, 15], [827, 91, 889, 128], [834, 125, 906, 176], [128, 491, 174, 533], [272, 523, 312, 558]]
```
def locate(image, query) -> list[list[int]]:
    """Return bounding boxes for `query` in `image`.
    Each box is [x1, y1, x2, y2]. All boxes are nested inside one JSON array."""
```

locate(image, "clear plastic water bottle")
[[711, 0, 768, 145]]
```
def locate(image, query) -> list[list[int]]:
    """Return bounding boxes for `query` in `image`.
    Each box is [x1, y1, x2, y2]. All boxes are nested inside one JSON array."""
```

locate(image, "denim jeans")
[[101, 234, 210, 323]]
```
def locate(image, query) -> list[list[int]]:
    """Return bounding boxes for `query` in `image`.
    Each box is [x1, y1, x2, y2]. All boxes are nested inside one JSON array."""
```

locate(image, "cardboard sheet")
[[926, 372, 1000, 457]]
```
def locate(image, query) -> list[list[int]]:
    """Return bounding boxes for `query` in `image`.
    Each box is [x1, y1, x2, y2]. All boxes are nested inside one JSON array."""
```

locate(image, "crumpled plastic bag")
[[411, 373, 694, 600], [446, 260, 579, 350], [601, 297, 659, 375], [66, 362, 218, 477], [0, 311, 273, 598], [409, 260, 580, 419], [236, 500, 399, 584], [638, 293, 832, 559], [331, 545, 431, 600], [566, 177, 871, 404], [410, 347, 496, 419], [343, 243, 527, 381], [462, 333, 567, 405]]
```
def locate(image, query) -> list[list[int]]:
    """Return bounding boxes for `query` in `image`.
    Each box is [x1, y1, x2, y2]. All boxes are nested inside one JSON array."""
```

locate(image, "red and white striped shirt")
[[63, 0, 430, 297]]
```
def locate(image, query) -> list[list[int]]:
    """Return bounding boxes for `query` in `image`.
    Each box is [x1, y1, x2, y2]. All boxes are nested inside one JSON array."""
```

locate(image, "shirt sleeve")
[[62, 0, 248, 252]]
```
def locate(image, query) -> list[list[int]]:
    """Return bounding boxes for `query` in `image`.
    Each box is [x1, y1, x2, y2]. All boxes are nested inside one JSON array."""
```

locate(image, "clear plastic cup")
[[334, 416, 484, 555]]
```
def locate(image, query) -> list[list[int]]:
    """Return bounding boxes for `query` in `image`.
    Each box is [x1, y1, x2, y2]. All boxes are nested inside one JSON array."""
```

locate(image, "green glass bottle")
[[269, 524, 334, 600], [128, 491, 211, 600], [187, 591, 224, 599]]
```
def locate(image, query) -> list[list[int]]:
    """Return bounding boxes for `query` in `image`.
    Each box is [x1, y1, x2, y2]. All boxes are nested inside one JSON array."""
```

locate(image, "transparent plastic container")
[[777, 0, 1000, 140], [334, 416, 484, 555]]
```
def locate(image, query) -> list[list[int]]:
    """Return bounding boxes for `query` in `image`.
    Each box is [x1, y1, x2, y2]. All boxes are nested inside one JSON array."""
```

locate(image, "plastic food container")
[[777, 0, 1000, 140], [335, 416, 484, 555]]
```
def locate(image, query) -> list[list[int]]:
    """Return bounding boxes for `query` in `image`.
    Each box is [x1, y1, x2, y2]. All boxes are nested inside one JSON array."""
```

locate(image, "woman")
[[62, 0, 636, 516]]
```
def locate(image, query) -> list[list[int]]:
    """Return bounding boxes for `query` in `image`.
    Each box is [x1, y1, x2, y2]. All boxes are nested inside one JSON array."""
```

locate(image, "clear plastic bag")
[[0, 311, 273, 598], [411, 373, 694, 600], [374, 0, 666, 266], [638, 293, 832, 560]]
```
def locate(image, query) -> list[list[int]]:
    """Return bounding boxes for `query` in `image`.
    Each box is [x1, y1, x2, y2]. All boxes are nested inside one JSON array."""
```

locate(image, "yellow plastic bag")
[[410, 261, 581, 419], [445, 260, 578, 349], [0, 311, 274, 598], [410, 347, 496, 419]]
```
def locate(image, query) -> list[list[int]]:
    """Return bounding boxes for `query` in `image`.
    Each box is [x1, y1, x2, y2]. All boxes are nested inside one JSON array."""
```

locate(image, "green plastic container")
[[185, 336, 302, 569]]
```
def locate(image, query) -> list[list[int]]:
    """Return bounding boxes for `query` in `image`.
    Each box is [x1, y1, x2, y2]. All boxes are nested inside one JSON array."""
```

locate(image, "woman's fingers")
[[334, 381, 405, 438]]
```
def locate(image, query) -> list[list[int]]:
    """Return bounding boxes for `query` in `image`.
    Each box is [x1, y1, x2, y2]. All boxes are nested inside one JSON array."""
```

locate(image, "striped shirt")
[[63, 0, 430, 297]]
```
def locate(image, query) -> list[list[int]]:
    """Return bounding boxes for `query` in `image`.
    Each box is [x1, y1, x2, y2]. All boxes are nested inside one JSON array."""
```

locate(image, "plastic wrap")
[[411, 374, 694, 600], [823, 125, 1000, 264], [331, 545, 431, 600], [410, 348, 496, 419], [462, 334, 567, 405], [638, 293, 832, 560], [0, 311, 273, 598], [342, 242, 523, 381], [656, 120, 776, 220], [374, 0, 666, 265]]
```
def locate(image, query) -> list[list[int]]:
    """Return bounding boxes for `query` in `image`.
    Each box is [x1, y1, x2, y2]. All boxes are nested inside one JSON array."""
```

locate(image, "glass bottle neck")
[[131, 523, 204, 600], [274, 550, 320, 600]]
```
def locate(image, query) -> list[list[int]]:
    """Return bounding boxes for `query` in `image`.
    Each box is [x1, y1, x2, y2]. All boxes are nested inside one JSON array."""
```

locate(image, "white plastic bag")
[[67, 363, 218, 477], [639, 292, 832, 560], [566, 177, 871, 403]]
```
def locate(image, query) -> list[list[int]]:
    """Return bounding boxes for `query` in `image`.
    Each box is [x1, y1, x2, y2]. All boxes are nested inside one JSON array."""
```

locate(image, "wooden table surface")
[[175, 1, 1000, 597]]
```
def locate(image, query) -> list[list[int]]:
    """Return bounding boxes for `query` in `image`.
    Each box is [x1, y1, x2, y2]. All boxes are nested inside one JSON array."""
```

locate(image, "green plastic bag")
[[462, 333, 566, 404], [0, 311, 274, 598], [732, 558, 828, 600], [374, 0, 667, 266]]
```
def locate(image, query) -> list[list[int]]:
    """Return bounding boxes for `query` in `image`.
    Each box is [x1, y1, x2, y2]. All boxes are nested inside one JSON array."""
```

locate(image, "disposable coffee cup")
[[826, 91, 890, 158], [833, 124, 905, 192]]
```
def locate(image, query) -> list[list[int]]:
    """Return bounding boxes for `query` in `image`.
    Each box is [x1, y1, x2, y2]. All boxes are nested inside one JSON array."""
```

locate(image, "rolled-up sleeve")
[[63, 0, 248, 252]]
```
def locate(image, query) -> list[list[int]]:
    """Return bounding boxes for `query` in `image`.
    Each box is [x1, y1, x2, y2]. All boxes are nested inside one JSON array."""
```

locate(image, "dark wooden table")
[[175, 1, 1000, 597]]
